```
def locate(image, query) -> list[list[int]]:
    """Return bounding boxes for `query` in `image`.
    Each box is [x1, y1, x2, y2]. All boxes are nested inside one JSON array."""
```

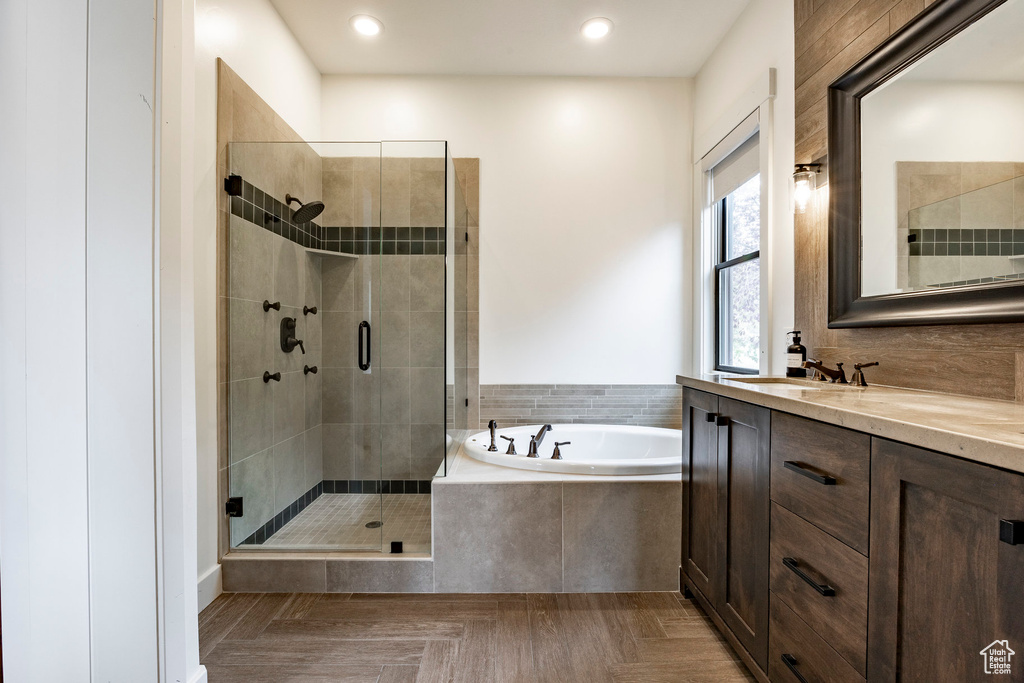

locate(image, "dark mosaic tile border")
[[240, 481, 323, 546], [928, 272, 1024, 288], [239, 479, 432, 546], [226, 175, 446, 256], [909, 228, 1024, 256], [228, 176, 323, 250], [323, 479, 432, 495]]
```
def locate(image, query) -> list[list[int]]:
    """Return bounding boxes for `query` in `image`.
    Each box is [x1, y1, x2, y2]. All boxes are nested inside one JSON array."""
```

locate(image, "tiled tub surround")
[[431, 448, 682, 593], [896, 161, 1024, 289], [479, 384, 682, 429]]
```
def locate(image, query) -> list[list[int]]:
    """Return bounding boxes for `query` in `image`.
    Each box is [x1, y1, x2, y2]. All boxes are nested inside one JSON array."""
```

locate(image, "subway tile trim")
[[909, 228, 1024, 257]]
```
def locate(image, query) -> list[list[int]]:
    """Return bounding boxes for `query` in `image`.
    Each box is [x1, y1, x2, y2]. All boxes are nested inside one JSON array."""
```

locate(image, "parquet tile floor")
[[199, 591, 754, 682]]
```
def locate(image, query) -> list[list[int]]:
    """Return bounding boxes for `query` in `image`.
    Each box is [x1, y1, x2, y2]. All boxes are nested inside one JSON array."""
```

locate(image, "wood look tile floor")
[[199, 591, 754, 683]]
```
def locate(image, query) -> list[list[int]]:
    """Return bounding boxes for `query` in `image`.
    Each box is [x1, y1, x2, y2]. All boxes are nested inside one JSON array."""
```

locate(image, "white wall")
[[861, 80, 1024, 295], [0, 0, 204, 680], [321, 76, 692, 384], [194, 0, 323, 610], [692, 0, 796, 375]]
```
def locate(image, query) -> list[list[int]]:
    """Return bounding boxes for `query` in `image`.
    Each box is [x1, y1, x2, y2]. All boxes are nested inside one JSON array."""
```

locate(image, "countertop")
[[678, 374, 1024, 475]]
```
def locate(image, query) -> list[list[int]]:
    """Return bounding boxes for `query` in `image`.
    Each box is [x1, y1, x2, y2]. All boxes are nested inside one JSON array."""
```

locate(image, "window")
[[710, 134, 760, 373]]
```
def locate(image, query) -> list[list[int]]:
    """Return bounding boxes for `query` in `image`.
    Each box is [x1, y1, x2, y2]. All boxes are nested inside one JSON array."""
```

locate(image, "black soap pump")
[[786, 331, 807, 378]]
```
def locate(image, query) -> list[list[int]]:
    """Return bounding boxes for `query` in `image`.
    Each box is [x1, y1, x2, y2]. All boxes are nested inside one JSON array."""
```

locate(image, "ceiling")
[[269, 0, 751, 77]]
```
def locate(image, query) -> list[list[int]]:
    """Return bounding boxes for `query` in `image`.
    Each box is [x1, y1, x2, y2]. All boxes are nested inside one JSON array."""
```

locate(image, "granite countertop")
[[677, 374, 1024, 475]]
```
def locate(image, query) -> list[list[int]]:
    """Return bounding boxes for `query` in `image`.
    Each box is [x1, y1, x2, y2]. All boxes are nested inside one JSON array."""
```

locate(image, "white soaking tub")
[[462, 424, 681, 475]]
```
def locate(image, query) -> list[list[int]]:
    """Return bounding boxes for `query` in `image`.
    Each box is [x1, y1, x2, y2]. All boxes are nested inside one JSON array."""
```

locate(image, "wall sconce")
[[793, 163, 822, 214]]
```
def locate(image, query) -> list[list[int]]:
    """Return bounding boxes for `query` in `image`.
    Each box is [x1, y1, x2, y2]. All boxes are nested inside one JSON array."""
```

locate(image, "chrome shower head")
[[285, 194, 325, 223]]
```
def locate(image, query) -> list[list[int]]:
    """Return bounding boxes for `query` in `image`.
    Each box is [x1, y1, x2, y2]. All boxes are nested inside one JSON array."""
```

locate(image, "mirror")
[[829, 0, 1024, 326]]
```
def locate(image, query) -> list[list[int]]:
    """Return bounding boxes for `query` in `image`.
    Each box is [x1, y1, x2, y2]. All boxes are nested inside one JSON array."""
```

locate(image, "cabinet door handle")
[[781, 654, 810, 683], [1000, 519, 1024, 545], [705, 412, 717, 422], [715, 415, 730, 427], [784, 460, 837, 485], [783, 557, 836, 596]]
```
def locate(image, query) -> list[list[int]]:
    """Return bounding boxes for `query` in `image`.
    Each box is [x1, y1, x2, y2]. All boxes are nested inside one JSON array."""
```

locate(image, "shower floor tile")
[[262, 493, 431, 553]]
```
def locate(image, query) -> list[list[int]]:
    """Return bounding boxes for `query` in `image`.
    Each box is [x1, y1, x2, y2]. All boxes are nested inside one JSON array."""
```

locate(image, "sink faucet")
[[851, 362, 879, 387], [802, 360, 848, 384], [526, 424, 552, 458]]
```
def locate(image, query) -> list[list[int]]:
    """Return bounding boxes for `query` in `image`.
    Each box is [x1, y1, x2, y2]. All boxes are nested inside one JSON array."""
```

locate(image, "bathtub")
[[462, 424, 681, 475]]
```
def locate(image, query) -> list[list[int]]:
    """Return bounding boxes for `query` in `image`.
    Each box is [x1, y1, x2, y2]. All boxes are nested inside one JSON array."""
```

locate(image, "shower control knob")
[[263, 371, 281, 383], [303, 305, 318, 316], [304, 365, 318, 375], [263, 300, 281, 312]]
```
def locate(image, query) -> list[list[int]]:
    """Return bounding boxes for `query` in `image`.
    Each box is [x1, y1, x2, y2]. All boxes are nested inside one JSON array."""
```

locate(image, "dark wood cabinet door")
[[682, 388, 720, 603], [869, 439, 1024, 682], [716, 397, 770, 671]]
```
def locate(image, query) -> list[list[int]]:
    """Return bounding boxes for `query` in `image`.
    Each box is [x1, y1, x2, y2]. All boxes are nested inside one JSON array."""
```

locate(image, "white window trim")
[[692, 70, 776, 376]]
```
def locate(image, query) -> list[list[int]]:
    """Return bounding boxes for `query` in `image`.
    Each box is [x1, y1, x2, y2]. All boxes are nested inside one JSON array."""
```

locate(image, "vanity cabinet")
[[868, 438, 1024, 682], [681, 380, 1024, 683], [682, 388, 770, 670]]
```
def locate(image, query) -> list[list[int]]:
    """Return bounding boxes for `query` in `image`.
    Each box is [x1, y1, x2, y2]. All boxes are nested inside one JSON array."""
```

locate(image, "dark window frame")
[[714, 192, 760, 374]]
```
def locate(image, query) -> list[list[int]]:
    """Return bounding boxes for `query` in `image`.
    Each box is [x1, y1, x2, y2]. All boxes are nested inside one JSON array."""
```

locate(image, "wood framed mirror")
[[828, 0, 1024, 328]]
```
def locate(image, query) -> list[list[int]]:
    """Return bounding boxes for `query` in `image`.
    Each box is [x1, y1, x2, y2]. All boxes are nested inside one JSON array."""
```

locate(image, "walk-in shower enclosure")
[[222, 140, 470, 553]]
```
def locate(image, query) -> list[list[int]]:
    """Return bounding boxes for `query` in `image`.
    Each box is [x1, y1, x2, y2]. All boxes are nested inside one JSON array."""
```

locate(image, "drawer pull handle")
[[715, 415, 730, 427], [783, 557, 836, 597], [705, 412, 717, 422], [781, 654, 810, 683], [784, 460, 837, 485]]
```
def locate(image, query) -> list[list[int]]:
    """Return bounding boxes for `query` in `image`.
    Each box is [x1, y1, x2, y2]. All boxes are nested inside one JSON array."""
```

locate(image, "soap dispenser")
[[786, 331, 807, 378]]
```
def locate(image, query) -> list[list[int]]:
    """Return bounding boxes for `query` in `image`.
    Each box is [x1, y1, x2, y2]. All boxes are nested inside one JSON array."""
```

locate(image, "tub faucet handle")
[[487, 420, 499, 452], [501, 435, 516, 455], [551, 441, 571, 460], [527, 437, 540, 458]]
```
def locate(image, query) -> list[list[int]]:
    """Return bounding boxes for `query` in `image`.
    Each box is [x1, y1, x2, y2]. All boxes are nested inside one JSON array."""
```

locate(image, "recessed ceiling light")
[[581, 17, 613, 40], [351, 15, 383, 36]]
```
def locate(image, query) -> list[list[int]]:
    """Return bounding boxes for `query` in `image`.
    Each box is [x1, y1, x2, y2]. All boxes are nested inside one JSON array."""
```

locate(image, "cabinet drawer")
[[770, 412, 870, 554], [770, 503, 867, 675], [769, 593, 865, 683]]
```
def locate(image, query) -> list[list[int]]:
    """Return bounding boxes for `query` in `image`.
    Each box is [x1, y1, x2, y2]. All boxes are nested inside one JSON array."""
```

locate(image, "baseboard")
[[197, 563, 222, 613], [188, 664, 209, 683]]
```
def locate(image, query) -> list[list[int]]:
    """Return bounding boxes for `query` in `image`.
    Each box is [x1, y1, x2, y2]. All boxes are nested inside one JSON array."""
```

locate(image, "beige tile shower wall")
[[319, 156, 453, 482], [793, 0, 1024, 401], [217, 60, 324, 550], [320, 156, 446, 228], [224, 215, 323, 545], [478, 385, 682, 430], [453, 158, 480, 432]]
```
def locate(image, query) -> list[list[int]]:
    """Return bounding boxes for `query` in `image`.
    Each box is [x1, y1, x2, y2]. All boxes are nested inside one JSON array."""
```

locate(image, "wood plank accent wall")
[[793, 0, 1024, 401]]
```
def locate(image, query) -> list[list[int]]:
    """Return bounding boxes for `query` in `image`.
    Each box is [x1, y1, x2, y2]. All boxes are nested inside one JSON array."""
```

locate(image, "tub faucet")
[[501, 435, 517, 455], [487, 420, 499, 452], [527, 424, 552, 458], [551, 441, 571, 460]]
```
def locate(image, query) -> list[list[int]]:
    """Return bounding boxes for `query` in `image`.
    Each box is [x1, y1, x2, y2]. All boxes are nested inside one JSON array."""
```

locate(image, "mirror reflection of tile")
[[896, 161, 1024, 290]]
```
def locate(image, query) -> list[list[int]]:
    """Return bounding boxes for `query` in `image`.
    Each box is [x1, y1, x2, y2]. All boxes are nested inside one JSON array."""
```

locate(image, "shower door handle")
[[358, 320, 371, 371]]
